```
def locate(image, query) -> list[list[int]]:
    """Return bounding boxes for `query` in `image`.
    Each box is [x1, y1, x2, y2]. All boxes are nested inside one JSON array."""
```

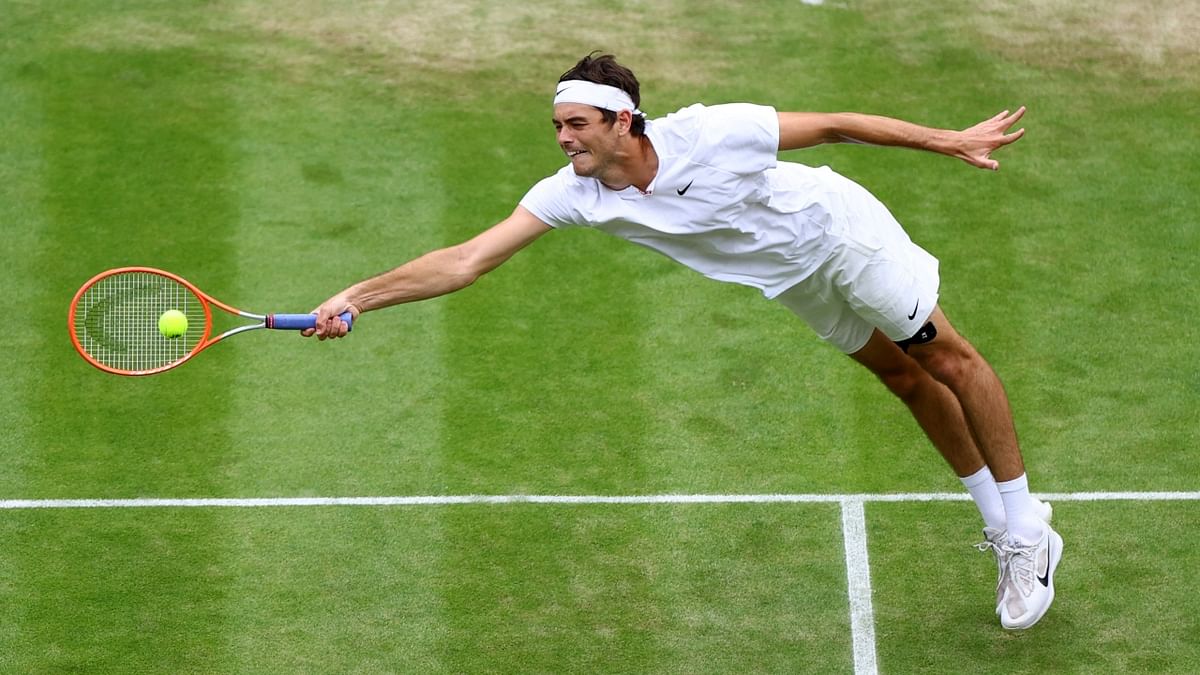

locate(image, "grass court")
[[2, 0, 1198, 672]]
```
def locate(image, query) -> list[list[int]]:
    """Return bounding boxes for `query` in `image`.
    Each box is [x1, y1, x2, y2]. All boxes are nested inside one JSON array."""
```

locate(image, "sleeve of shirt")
[[697, 103, 779, 176], [518, 170, 581, 229]]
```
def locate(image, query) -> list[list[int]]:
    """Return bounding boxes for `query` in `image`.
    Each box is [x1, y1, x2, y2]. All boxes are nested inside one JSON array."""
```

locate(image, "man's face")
[[552, 103, 619, 177]]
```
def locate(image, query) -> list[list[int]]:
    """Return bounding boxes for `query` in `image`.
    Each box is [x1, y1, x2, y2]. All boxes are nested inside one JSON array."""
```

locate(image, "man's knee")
[[908, 339, 979, 388], [850, 330, 935, 402], [871, 360, 929, 402]]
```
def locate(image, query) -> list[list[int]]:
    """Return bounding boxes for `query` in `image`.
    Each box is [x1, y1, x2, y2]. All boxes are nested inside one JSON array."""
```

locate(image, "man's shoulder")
[[651, 102, 778, 146], [653, 102, 776, 125], [529, 164, 584, 188], [544, 163, 601, 192], [649, 103, 706, 136], [525, 164, 602, 203]]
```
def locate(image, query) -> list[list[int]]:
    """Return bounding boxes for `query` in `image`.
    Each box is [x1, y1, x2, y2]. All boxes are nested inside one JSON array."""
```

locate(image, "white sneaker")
[[997, 524, 1063, 630], [977, 498, 1053, 615]]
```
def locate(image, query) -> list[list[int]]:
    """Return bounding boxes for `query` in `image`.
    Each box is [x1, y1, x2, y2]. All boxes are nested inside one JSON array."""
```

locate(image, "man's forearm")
[[778, 111, 959, 158], [346, 246, 478, 312], [827, 112, 957, 156]]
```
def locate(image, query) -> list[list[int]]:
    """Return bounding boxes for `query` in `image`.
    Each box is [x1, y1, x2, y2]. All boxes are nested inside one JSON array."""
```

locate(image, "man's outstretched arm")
[[305, 206, 552, 339], [777, 107, 1026, 170]]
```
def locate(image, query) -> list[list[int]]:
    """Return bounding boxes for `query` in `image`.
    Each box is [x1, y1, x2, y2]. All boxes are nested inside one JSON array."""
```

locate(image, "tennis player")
[[305, 53, 1062, 629]]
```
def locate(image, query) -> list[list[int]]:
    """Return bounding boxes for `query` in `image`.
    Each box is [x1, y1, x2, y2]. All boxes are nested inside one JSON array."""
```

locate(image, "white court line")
[[841, 500, 878, 675], [1, 491, 1197, 509]]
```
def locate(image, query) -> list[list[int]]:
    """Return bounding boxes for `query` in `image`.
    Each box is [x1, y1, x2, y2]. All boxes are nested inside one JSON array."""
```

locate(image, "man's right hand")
[[302, 295, 361, 340]]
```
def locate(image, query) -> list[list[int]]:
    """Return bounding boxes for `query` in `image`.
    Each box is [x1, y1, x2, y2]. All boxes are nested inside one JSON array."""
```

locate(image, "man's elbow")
[[450, 243, 491, 288]]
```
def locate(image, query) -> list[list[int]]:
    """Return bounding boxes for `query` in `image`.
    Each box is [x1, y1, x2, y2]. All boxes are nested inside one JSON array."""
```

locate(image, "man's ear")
[[616, 109, 634, 136]]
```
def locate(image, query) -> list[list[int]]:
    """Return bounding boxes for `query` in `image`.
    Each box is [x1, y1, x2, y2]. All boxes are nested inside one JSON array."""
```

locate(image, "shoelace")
[[975, 535, 1011, 592], [975, 533, 1009, 565], [1000, 540, 1038, 594], [974, 538, 1001, 555]]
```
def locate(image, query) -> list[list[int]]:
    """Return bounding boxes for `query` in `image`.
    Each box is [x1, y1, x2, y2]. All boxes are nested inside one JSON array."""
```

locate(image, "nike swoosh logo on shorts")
[[907, 300, 920, 321]]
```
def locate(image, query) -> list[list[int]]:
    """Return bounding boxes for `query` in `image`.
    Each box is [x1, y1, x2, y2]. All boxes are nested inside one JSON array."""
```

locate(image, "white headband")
[[554, 80, 644, 117]]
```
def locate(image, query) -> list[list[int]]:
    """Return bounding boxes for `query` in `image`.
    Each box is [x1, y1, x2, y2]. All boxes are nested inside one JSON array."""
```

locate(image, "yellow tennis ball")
[[158, 309, 188, 339]]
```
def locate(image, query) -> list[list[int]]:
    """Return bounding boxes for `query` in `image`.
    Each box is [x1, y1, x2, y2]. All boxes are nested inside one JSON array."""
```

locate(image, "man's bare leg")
[[849, 329, 985, 475], [849, 329, 1006, 529], [850, 308, 1061, 629], [898, 306, 1061, 630]]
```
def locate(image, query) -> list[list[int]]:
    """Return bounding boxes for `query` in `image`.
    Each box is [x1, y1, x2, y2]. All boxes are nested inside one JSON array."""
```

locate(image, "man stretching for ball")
[[304, 53, 1063, 629]]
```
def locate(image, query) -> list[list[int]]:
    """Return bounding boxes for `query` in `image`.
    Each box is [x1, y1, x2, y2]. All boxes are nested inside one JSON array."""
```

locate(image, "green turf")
[[870, 501, 1200, 673], [1, 0, 1198, 671], [1, 504, 850, 672]]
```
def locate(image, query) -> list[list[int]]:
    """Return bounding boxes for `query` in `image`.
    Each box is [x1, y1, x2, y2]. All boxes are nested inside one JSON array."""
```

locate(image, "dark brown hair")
[[558, 52, 646, 136]]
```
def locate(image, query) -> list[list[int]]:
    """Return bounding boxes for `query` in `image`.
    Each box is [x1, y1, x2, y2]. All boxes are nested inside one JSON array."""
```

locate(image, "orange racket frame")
[[69, 266, 350, 376]]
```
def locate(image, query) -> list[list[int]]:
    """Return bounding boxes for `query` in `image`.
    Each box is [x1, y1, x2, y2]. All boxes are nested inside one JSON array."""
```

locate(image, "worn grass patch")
[[224, 0, 718, 97], [39, 0, 728, 104], [861, 0, 1200, 83]]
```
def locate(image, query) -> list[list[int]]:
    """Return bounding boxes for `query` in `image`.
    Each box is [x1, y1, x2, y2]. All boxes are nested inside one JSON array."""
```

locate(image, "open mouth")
[[566, 149, 588, 158]]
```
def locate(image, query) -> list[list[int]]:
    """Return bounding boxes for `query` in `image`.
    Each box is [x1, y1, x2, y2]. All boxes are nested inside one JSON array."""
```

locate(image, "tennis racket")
[[68, 266, 352, 376]]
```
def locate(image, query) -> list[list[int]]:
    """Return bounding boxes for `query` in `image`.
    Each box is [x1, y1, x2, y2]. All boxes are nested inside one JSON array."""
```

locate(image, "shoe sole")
[[1002, 528, 1063, 630]]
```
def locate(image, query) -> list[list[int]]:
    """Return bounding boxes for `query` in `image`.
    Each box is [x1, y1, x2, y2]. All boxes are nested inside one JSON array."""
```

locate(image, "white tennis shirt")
[[520, 102, 854, 298]]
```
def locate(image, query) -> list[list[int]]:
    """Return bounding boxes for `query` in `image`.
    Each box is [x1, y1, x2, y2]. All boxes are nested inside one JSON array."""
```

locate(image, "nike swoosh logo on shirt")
[[677, 180, 694, 196]]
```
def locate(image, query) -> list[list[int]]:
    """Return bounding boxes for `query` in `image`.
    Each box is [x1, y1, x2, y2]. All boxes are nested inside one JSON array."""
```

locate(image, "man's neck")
[[600, 135, 658, 193]]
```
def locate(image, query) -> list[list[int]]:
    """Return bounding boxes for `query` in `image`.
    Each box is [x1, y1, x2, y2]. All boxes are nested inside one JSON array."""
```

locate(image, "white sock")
[[996, 473, 1045, 544], [960, 465, 1006, 531]]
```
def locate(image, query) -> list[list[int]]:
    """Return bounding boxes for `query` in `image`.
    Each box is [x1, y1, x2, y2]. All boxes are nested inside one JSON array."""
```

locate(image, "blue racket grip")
[[267, 312, 353, 331]]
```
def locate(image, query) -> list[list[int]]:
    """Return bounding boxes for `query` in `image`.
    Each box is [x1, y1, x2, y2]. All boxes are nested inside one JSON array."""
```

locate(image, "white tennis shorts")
[[775, 181, 939, 354]]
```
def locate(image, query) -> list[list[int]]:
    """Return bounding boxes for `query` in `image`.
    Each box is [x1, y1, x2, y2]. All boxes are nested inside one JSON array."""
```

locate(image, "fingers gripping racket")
[[68, 266, 352, 376]]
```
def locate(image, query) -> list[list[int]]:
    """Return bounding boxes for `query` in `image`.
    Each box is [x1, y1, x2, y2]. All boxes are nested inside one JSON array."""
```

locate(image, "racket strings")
[[74, 271, 205, 372]]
